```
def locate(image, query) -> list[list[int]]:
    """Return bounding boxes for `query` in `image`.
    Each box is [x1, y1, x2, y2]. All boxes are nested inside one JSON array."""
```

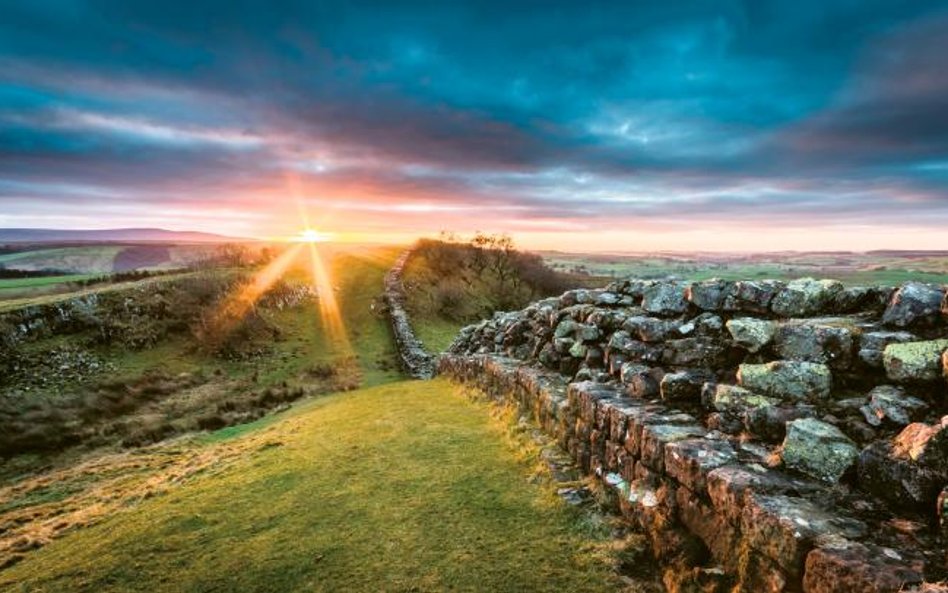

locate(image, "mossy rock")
[[883, 339, 948, 382]]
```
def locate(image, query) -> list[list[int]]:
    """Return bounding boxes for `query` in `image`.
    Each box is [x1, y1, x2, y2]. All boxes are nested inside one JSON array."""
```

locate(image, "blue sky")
[[1, 0, 947, 250]]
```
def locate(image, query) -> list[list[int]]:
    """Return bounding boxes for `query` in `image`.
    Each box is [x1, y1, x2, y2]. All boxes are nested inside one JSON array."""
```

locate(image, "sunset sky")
[[1, 1, 947, 251]]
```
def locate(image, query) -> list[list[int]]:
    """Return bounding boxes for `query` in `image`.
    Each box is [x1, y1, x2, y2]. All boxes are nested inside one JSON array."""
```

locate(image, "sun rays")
[[306, 242, 351, 353], [202, 243, 305, 345], [201, 227, 352, 357]]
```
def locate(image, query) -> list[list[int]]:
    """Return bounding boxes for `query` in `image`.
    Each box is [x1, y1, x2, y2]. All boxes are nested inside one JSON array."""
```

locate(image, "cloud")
[[0, 1, 946, 247]]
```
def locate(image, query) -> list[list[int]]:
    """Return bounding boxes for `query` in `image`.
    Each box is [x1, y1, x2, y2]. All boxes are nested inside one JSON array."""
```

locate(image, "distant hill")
[[0, 228, 249, 244]]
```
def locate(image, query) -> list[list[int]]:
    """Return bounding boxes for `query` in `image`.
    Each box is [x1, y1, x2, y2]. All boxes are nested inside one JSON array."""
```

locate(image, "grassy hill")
[[0, 380, 632, 593], [0, 243, 654, 591]]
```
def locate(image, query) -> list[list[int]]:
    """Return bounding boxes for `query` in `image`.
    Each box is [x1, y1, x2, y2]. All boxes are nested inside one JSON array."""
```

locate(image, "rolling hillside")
[[0, 244, 652, 592]]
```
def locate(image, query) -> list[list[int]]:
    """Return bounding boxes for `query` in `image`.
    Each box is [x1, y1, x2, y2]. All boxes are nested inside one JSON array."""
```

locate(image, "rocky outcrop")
[[440, 277, 948, 592], [382, 251, 435, 379]]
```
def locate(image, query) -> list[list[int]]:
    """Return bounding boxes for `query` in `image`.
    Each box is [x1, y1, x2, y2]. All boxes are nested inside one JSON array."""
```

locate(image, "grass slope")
[[1, 379, 624, 593]]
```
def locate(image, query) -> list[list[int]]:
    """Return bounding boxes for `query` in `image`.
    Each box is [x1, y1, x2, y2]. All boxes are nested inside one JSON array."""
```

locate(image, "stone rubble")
[[439, 277, 948, 592]]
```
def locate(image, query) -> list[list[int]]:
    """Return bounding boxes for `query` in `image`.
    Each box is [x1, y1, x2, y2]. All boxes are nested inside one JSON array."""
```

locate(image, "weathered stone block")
[[642, 281, 689, 316], [738, 361, 833, 401], [620, 408, 697, 466], [664, 438, 736, 493], [706, 383, 778, 414], [686, 279, 730, 311], [575, 323, 600, 341], [726, 317, 776, 353], [882, 282, 945, 327], [745, 405, 815, 443], [554, 318, 578, 338], [857, 418, 948, 508], [883, 339, 948, 382], [639, 423, 706, 472], [782, 418, 858, 483], [619, 361, 650, 385], [858, 330, 915, 368], [722, 280, 782, 313], [774, 320, 856, 370], [660, 369, 715, 402], [628, 370, 662, 398], [859, 385, 928, 427], [705, 465, 822, 526], [675, 485, 741, 568], [740, 493, 866, 578], [833, 285, 895, 314], [771, 278, 845, 318], [623, 315, 676, 342], [803, 539, 924, 593], [663, 337, 731, 367], [594, 291, 620, 306]]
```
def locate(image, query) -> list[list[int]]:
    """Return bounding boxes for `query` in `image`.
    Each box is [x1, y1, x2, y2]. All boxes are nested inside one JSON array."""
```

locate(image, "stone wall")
[[383, 251, 435, 379], [440, 278, 948, 592]]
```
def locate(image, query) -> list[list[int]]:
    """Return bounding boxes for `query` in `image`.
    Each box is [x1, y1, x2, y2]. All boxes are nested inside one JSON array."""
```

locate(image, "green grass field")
[[0, 380, 630, 593], [0, 274, 98, 290], [543, 252, 948, 286]]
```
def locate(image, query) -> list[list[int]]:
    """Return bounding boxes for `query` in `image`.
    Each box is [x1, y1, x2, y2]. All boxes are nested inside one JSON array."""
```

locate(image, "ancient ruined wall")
[[382, 251, 435, 379], [440, 278, 948, 593]]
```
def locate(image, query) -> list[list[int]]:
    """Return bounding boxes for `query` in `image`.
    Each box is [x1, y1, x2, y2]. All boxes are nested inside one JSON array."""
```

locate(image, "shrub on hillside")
[[405, 234, 570, 323]]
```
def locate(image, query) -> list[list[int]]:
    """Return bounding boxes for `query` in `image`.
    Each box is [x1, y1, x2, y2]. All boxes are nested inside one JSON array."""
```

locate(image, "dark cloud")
[[0, 0, 947, 239]]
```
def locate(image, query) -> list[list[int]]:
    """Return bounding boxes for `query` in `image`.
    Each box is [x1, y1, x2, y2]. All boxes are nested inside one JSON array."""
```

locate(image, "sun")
[[293, 228, 330, 243]]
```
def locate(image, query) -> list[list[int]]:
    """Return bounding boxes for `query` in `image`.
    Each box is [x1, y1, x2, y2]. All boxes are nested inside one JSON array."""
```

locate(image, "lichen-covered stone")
[[639, 423, 706, 472], [665, 438, 736, 493], [738, 361, 832, 401], [619, 361, 650, 385], [740, 493, 866, 576], [686, 279, 729, 311], [832, 285, 895, 314], [554, 318, 578, 338], [882, 281, 945, 327], [882, 339, 948, 382], [782, 418, 859, 482], [641, 281, 689, 316], [575, 323, 600, 341], [705, 383, 778, 414], [623, 316, 676, 342], [628, 370, 662, 398], [803, 539, 924, 593], [662, 337, 731, 368], [858, 330, 915, 368], [726, 317, 776, 353], [660, 369, 715, 402], [771, 278, 845, 318], [723, 280, 784, 313], [773, 320, 856, 369], [859, 385, 928, 427], [745, 405, 816, 443], [594, 291, 620, 306]]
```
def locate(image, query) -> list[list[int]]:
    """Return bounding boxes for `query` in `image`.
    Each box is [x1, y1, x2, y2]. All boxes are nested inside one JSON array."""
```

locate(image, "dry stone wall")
[[382, 251, 435, 379], [440, 277, 948, 593]]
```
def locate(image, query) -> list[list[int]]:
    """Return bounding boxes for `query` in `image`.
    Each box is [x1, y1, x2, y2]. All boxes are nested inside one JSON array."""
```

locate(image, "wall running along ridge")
[[439, 278, 948, 593], [383, 251, 435, 379]]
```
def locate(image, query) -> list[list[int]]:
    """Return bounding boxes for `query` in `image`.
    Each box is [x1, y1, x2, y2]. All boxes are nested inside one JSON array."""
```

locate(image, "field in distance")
[[542, 250, 948, 286]]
